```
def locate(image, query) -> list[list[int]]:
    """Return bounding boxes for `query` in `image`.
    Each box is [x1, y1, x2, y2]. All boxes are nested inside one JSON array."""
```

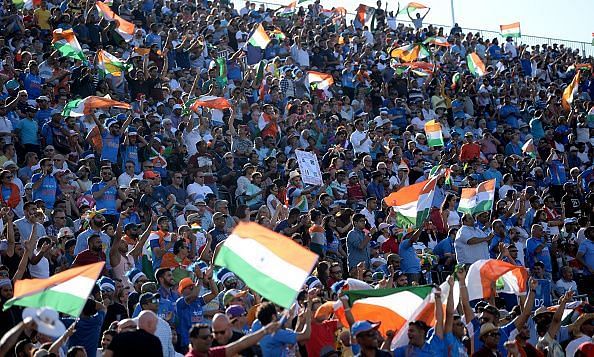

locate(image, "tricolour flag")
[[384, 176, 438, 228], [248, 24, 271, 49], [214, 222, 318, 308], [424, 120, 444, 147], [189, 96, 232, 111], [500, 22, 521, 38], [270, 28, 286, 41], [467, 52, 486, 77], [307, 71, 334, 91], [397, 1, 428, 15], [562, 71, 581, 111], [522, 138, 536, 158], [355, 4, 375, 28], [423, 36, 450, 47], [457, 179, 496, 214], [96, 1, 135, 42], [52, 29, 86, 62], [466, 259, 528, 301], [276, 0, 296, 17], [97, 50, 130, 77], [390, 44, 430, 63], [3, 262, 104, 317], [62, 95, 131, 117]]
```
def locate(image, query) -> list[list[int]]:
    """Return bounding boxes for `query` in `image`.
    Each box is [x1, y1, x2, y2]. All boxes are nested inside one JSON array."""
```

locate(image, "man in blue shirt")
[[399, 228, 422, 284], [91, 166, 119, 223], [31, 157, 58, 210], [346, 214, 373, 270], [92, 114, 131, 164], [489, 219, 510, 258], [577, 227, 594, 275], [254, 300, 311, 357], [526, 224, 554, 278]]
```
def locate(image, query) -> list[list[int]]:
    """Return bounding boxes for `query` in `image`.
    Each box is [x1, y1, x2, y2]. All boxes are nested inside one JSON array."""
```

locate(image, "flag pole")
[[450, 0, 455, 27]]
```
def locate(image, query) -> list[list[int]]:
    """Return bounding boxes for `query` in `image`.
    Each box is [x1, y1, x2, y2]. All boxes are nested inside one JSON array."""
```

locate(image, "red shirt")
[[347, 183, 365, 201], [305, 319, 339, 357], [459, 142, 481, 162], [381, 237, 399, 254]]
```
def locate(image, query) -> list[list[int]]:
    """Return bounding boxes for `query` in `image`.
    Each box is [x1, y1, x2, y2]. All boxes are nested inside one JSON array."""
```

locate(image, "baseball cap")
[[225, 304, 247, 320], [351, 320, 381, 337], [223, 289, 247, 306], [139, 292, 160, 305], [178, 277, 194, 294], [2, 161, 17, 169], [564, 217, 577, 224]]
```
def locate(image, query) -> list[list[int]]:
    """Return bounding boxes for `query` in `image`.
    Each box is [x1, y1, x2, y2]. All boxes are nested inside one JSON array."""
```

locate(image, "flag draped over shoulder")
[[96, 1, 135, 42], [500, 22, 521, 38], [52, 29, 86, 62], [62, 95, 131, 117], [466, 259, 529, 301], [214, 222, 318, 308], [562, 71, 581, 111], [457, 179, 496, 214], [467, 53, 486, 77], [3, 262, 104, 317], [384, 176, 438, 228]]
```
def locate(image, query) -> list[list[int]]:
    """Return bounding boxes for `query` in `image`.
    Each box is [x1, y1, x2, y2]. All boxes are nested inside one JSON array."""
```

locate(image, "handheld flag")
[[457, 179, 496, 214], [3, 262, 104, 317], [500, 22, 521, 38], [355, 4, 375, 28], [384, 176, 439, 228], [96, 50, 130, 77], [390, 44, 430, 63], [189, 96, 232, 111], [562, 71, 581, 111], [423, 36, 450, 47], [424, 120, 444, 147], [397, 2, 428, 15], [276, 0, 296, 17], [62, 95, 131, 117], [214, 222, 318, 308], [96, 1, 135, 42], [465, 259, 529, 301], [248, 24, 271, 49], [467, 52, 486, 77], [307, 71, 334, 91], [52, 29, 86, 62], [521, 138, 536, 158]]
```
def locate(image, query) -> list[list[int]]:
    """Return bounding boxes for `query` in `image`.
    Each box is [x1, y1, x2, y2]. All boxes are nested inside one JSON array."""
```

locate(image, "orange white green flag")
[[500, 22, 521, 38], [384, 176, 439, 228], [52, 29, 85, 62], [424, 120, 444, 147], [465, 259, 529, 301], [214, 222, 318, 308], [96, 50, 130, 77], [390, 44, 430, 63], [96, 1, 135, 42], [307, 71, 334, 91], [3, 262, 104, 316], [522, 138, 536, 158], [467, 52, 486, 77], [458, 179, 496, 214], [247, 23, 271, 49], [188, 96, 232, 111], [62, 95, 131, 117], [397, 2, 428, 15], [562, 71, 581, 111]]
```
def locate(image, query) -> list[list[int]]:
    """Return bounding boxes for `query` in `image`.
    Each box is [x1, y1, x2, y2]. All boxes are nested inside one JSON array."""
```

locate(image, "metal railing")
[[239, 0, 594, 57]]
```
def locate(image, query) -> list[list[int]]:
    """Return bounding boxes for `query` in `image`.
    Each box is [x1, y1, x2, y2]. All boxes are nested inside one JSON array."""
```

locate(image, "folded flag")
[[355, 4, 375, 28], [307, 71, 334, 91], [62, 95, 131, 117], [521, 138, 536, 158], [424, 120, 444, 147], [562, 71, 581, 111], [52, 29, 86, 62], [96, 1, 135, 42], [214, 222, 318, 308], [97, 50, 130, 77], [390, 44, 430, 63], [467, 52, 486, 77], [248, 24, 271, 49], [384, 176, 439, 228], [189, 96, 232, 111], [397, 1, 428, 15], [3, 262, 104, 317], [457, 179, 496, 214], [423, 36, 450, 47], [465, 259, 529, 301], [500, 22, 521, 38]]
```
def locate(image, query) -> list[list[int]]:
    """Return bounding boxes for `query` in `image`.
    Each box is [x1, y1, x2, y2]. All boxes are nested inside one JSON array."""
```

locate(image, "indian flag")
[[276, 0, 296, 17], [390, 44, 430, 63], [52, 29, 86, 62], [500, 22, 521, 38], [96, 1, 135, 42], [355, 4, 375, 28], [562, 71, 581, 111], [189, 96, 232, 111], [248, 24, 271, 49], [384, 176, 438, 228], [270, 28, 286, 41], [458, 179, 495, 214], [214, 222, 318, 308], [424, 120, 444, 147], [522, 138, 536, 158], [423, 36, 450, 47], [307, 71, 334, 90], [467, 52, 486, 77], [97, 50, 130, 77], [397, 1, 428, 15], [62, 95, 131, 117], [3, 262, 104, 317], [466, 259, 528, 301]]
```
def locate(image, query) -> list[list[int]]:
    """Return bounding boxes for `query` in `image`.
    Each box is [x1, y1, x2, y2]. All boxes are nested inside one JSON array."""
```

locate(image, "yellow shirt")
[[34, 8, 51, 30]]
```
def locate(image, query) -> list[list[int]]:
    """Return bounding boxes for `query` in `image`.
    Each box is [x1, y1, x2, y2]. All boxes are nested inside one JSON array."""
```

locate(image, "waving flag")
[[423, 36, 450, 47], [96, 50, 130, 77], [562, 71, 581, 111], [522, 138, 536, 158], [52, 29, 86, 62], [270, 28, 286, 41], [384, 176, 439, 228], [96, 1, 135, 42], [276, 0, 296, 17], [355, 4, 375, 28], [189, 96, 232, 111], [214, 222, 318, 308], [62, 96, 131, 117], [3, 263, 104, 317], [248, 24, 271, 49], [424, 120, 444, 147], [390, 44, 430, 63], [466, 259, 529, 301], [500, 22, 521, 38], [467, 52, 486, 77], [307, 71, 334, 90], [397, 2, 428, 15], [458, 179, 496, 214]]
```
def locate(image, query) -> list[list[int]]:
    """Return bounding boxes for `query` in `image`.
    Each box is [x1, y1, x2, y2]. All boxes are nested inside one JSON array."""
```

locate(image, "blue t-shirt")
[[16, 118, 40, 145], [390, 107, 408, 129], [62, 310, 105, 357], [120, 145, 140, 174], [399, 238, 421, 273], [489, 234, 510, 258], [393, 334, 444, 356], [471, 317, 515, 355], [433, 237, 454, 259], [132, 297, 176, 321], [578, 239, 594, 275], [526, 237, 552, 272], [101, 131, 121, 163], [444, 332, 467, 356], [258, 327, 297, 357], [176, 296, 206, 348], [31, 173, 58, 209], [91, 181, 118, 215], [20, 73, 44, 99], [548, 160, 566, 186]]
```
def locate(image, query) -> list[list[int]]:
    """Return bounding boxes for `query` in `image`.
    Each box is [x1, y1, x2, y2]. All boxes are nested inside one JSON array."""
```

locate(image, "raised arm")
[[514, 278, 537, 329], [457, 267, 475, 322], [548, 290, 573, 338], [434, 288, 444, 339], [225, 321, 280, 357], [444, 275, 455, 333]]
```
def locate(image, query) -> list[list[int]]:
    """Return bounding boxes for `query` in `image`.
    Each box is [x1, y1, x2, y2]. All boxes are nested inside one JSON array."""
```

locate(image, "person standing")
[[454, 213, 493, 265], [346, 214, 373, 270]]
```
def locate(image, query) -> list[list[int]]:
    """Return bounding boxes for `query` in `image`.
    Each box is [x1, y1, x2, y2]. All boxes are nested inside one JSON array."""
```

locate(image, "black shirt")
[[107, 329, 163, 357]]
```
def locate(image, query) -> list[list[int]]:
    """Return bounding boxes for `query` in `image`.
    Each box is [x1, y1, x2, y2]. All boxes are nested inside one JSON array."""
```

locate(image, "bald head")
[[138, 310, 158, 334], [212, 313, 232, 344]]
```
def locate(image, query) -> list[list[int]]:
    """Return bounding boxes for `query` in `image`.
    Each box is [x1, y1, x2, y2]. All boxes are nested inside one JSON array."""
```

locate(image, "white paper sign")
[[295, 150, 323, 186]]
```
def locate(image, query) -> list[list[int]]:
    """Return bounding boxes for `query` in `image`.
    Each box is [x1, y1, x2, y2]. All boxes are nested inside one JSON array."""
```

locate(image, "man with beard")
[[149, 216, 175, 272], [91, 114, 132, 165], [155, 267, 180, 304], [72, 234, 108, 275], [92, 166, 120, 224], [74, 210, 111, 257]]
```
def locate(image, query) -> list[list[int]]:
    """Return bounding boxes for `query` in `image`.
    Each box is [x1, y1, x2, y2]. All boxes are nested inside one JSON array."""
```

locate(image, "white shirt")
[[28, 250, 50, 279], [454, 225, 490, 264], [350, 130, 372, 154], [504, 41, 518, 58], [360, 207, 376, 228], [0, 117, 13, 144], [186, 183, 213, 203], [565, 335, 590, 357], [155, 317, 176, 357], [183, 128, 204, 156]]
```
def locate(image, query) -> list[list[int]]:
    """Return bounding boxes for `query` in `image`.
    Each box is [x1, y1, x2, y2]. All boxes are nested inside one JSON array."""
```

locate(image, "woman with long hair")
[[323, 215, 347, 261], [440, 193, 460, 234]]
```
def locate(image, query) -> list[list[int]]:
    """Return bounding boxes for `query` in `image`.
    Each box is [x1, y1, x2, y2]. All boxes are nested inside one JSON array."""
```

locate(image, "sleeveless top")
[[447, 210, 461, 228], [112, 253, 136, 290]]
